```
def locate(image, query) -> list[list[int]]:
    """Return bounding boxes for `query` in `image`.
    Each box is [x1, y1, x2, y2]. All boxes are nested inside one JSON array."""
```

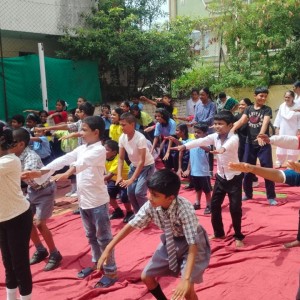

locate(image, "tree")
[[208, 0, 300, 86], [57, 0, 195, 101]]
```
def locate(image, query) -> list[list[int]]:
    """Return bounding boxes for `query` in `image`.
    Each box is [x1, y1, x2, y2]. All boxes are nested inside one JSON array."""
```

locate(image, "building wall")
[[0, 0, 95, 36]]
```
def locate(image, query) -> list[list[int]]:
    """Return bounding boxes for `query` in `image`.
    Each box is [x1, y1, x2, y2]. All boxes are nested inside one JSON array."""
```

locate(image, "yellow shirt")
[[109, 124, 123, 142], [105, 154, 129, 181]]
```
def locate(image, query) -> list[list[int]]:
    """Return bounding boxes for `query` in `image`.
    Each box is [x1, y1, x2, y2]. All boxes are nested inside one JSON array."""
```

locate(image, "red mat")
[[1, 177, 299, 300]]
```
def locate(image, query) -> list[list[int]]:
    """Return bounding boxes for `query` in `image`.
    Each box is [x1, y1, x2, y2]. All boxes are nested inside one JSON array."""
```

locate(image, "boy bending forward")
[[98, 169, 210, 300]]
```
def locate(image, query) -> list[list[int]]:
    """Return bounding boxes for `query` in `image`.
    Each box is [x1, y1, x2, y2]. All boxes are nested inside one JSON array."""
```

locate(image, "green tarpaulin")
[[0, 55, 101, 120]]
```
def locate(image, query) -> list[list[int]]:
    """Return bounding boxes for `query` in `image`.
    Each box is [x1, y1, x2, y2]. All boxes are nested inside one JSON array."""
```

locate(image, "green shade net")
[[0, 55, 101, 120]]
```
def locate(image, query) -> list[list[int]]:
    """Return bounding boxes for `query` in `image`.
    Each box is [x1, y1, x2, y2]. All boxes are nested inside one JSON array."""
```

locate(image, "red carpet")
[[0, 177, 299, 300]]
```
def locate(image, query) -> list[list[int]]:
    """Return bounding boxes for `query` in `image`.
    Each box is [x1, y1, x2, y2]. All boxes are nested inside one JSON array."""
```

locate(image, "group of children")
[[2, 86, 300, 300]]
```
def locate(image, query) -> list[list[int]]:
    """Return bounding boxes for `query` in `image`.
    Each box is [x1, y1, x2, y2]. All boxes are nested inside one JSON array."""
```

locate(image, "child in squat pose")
[[174, 111, 245, 247], [98, 169, 210, 300], [22, 116, 118, 288]]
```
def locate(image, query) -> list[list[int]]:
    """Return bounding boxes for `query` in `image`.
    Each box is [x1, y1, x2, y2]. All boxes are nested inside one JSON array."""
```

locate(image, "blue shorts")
[[283, 169, 300, 186], [107, 180, 129, 203], [26, 182, 56, 220], [142, 225, 211, 283]]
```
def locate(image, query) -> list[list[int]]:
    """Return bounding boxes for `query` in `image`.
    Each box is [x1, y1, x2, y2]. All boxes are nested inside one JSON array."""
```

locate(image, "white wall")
[[0, 0, 96, 35]]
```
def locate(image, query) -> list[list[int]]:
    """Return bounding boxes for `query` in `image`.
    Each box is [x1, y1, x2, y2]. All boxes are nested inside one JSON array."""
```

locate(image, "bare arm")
[[140, 96, 157, 106], [116, 147, 126, 185], [231, 114, 248, 132]]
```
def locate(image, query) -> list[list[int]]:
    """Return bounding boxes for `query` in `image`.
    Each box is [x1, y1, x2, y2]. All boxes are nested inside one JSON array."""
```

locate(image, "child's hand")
[[21, 170, 41, 180], [162, 152, 170, 161], [182, 169, 190, 177], [257, 137, 266, 146], [228, 162, 254, 173], [50, 173, 69, 182], [286, 160, 300, 172], [257, 134, 270, 144], [210, 147, 225, 154], [170, 145, 186, 152], [97, 248, 111, 270], [176, 168, 182, 177], [171, 279, 191, 300], [118, 178, 134, 188]]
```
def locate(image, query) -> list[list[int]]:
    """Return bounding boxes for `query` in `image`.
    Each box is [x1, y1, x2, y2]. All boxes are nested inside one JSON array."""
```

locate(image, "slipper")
[[94, 275, 118, 288], [77, 267, 94, 279]]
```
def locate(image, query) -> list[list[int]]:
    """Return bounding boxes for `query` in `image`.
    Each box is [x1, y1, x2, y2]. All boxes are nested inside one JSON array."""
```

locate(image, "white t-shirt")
[[0, 154, 30, 222], [119, 131, 154, 167]]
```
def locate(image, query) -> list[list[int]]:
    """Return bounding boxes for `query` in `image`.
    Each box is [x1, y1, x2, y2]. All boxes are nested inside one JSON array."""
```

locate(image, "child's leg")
[[227, 174, 245, 243], [284, 209, 300, 248], [141, 275, 167, 300], [195, 190, 202, 206], [210, 176, 226, 238], [34, 220, 56, 252]]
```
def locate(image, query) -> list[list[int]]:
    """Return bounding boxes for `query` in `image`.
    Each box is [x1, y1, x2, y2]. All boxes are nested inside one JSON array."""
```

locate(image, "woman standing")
[[274, 90, 300, 168], [0, 122, 33, 300]]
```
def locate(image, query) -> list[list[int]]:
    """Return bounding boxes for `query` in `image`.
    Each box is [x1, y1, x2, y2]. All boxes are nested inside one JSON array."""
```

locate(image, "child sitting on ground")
[[104, 139, 134, 223], [98, 169, 211, 300], [173, 111, 245, 247]]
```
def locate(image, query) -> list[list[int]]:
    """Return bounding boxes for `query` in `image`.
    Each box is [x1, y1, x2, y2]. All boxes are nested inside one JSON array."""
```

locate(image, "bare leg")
[[35, 220, 56, 252], [205, 192, 211, 207], [195, 190, 202, 206], [110, 198, 120, 210], [141, 274, 158, 290], [124, 203, 133, 212]]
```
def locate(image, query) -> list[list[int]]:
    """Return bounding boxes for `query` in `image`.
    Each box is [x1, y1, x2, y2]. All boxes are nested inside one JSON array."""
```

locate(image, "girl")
[[119, 101, 131, 113], [151, 108, 176, 169], [48, 99, 68, 125], [109, 107, 123, 142], [0, 122, 33, 300]]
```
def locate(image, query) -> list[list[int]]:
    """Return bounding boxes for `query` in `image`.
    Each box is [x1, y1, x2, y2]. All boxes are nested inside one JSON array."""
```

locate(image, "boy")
[[117, 112, 155, 215], [22, 116, 117, 287], [174, 111, 245, 247], [11, 114, 25, 129], [104, 139, 134, 223], [183, 122, 212, 213], [97, 169, 211, 300], [11, 128, 61, 271], [232, 87, 277, 205]]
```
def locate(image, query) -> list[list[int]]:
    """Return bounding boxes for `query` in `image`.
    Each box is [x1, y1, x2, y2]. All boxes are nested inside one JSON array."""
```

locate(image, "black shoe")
[[204, 206, 211, 215], [193, 203, 201, 210], [44, 251, 63, 271], [123, 211, 134, 223], [30, 249, 49, 265], [73, 208, 80, 215], [110, 208, 124, 220]]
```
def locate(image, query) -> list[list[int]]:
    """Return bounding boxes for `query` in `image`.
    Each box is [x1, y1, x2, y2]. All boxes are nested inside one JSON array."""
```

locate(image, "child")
[[151, 108, 176, 169], [11, 114, 25, 129], [101, 104, 111, 140], [11, 128, 62, 271], [97, 169, 211, 300], [0, 123, 33, 300], [109, 107, 123, 142], [174, 111, 245, 247], [104, 140, 134, 223], [22, 116, 118, 288], [31, 125, 52, 165], [183, 122, 212, 214], [48, 99, 68, 124], [120, 101, 131, 113], [117, 112, 155, 214], [232, 87, 277, 205]]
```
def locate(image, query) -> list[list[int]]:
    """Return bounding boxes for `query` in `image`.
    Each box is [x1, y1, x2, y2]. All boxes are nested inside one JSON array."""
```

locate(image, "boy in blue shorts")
[[22, 116, 118, 288], [174, 111, 245, 247], [104, 139, 134, 223], [183, 122, 212, 213], [98, 169, 210, 300], [11, 128, 61, 271]]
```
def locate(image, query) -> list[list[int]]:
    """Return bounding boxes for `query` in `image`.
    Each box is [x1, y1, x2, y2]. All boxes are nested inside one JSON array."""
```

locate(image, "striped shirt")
[[129, 196, 200, 245]]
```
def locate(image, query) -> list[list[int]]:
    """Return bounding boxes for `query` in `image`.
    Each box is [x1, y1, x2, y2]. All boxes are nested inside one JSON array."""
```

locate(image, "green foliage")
[[57, 0, 195, 101], [209, 0, 300, 86]]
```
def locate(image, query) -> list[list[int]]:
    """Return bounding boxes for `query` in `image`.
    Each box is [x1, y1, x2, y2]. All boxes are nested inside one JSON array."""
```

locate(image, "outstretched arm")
[[228, 162, 284, 183]]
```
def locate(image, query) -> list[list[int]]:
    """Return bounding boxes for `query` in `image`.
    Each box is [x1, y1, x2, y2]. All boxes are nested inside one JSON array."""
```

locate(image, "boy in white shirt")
[[117, 113, 155, 214], [22, 116, 118, 288], [173, 111, 245, 247]]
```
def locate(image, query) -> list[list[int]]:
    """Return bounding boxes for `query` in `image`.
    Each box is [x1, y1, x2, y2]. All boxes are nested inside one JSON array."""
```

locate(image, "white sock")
[[6, 288, 17, 300], [20, 294, 31, 300]]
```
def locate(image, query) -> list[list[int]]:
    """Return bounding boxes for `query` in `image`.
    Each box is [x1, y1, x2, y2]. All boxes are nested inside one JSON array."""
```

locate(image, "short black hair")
[[79, 101, 95, 116], [13, 128, 31, 147], [120, 112, 136, 124], [0, 122, 14, 150], [26, 113, 40, 123], [147, 169, 181, 197], [102, 104, 111, 110], [194, 122, 209, 133], [254, 86, 269, 95], [293, 80, 300, 88], [82, 116, 105, 139], [218, 92, 226, 99], [11, 114, 25, 125], [121, 101, 131, 108], [214, 110, 234, 125], [191, 88, 199, 94], [104, 139, 119, 152], [242, 98, 253, 106]]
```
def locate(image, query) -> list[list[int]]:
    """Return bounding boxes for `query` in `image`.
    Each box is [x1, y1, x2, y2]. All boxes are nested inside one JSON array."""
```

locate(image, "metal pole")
[[38, 43, 48, 111], [0, 28, 8, 120]]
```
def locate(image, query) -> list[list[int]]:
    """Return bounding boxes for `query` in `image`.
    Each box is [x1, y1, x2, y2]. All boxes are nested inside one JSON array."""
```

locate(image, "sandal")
[[77, 267, 94, 279], [94, 275, 118, 288]]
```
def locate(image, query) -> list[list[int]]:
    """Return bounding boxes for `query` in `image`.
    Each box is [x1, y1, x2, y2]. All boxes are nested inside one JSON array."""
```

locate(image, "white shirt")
[[0, 154, 30, 222], [119, 131, 154, 167], [186, 98, 200, 116], [184, 132, 241, 180], [270, 135, 300, 150], [39, 141, 109, 209]]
